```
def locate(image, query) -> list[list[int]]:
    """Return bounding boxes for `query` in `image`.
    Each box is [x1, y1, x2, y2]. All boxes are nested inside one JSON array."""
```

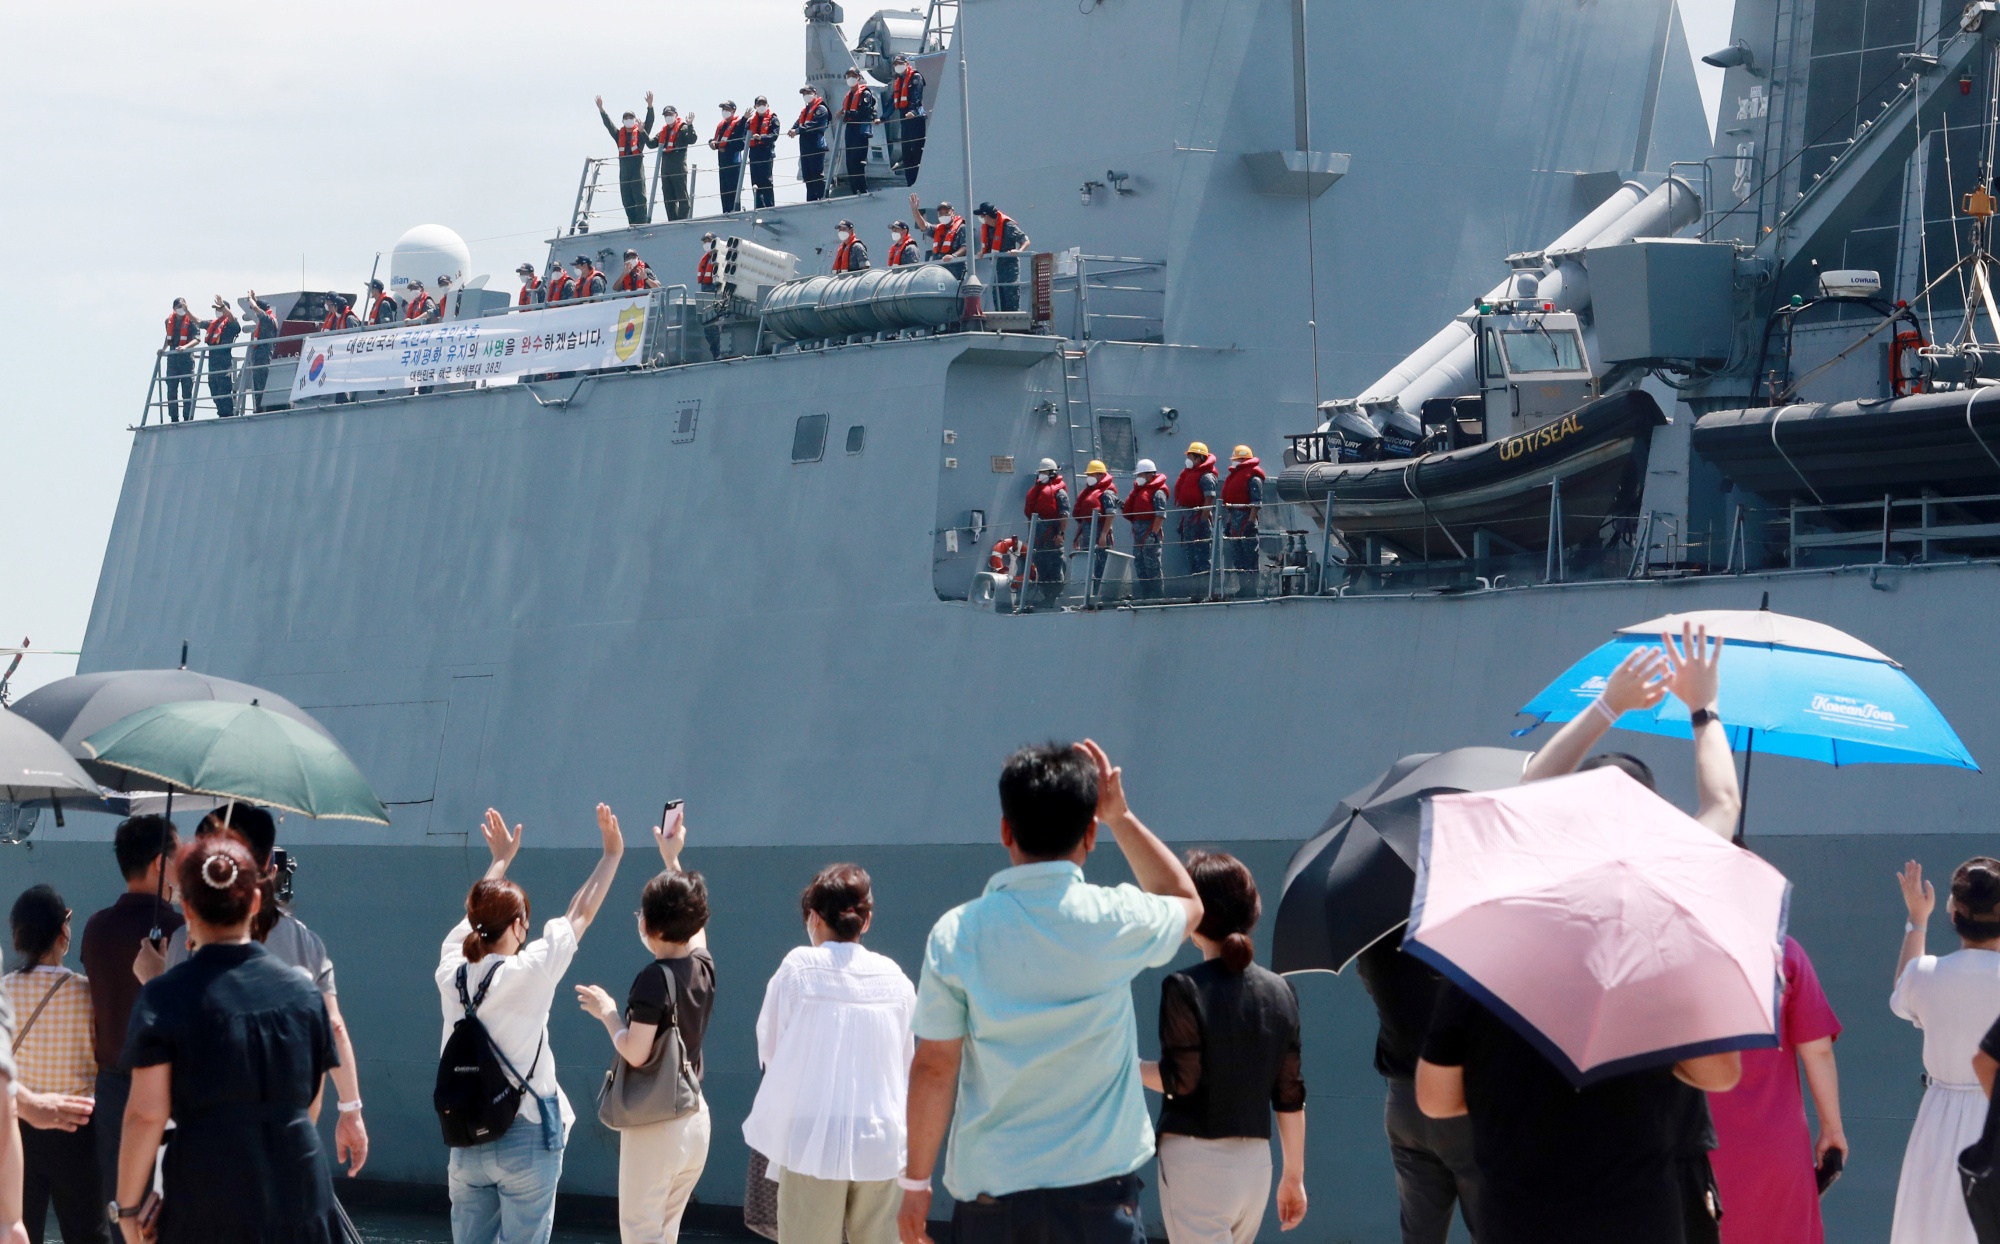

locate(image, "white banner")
[[290, 295, 654, 398]]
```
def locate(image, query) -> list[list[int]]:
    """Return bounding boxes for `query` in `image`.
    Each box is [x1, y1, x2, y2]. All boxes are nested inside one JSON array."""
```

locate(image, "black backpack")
[[434, 961, 543, 1148]]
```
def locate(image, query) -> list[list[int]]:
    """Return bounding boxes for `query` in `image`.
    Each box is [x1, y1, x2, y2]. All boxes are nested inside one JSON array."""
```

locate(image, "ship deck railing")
[[933, 498, 1667, 610], [137, 286, 699, 427], [1783, 492, 2000, 567]]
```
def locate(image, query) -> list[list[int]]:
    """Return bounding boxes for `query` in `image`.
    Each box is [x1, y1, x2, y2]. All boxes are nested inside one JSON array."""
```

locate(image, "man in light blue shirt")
[[898, 740, 1202, 1244]]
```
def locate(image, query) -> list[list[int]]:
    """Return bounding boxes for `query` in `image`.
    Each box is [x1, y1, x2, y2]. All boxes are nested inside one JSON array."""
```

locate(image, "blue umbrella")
[[1518, 608, 1976, 827]]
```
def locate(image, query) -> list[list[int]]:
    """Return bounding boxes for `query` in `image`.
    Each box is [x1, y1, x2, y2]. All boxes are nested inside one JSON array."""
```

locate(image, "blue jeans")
[[950, 1174, 1147, 1244], [447, 1110, 565, 1244]]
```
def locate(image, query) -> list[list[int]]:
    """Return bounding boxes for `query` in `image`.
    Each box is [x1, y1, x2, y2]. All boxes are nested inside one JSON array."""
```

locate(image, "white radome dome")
[[388, 224, 471, 298]]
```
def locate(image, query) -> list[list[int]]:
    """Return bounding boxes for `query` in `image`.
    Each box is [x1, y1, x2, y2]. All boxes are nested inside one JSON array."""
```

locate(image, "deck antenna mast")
[[1959, 38, 2000, 346], [955, 0, 982, 321]]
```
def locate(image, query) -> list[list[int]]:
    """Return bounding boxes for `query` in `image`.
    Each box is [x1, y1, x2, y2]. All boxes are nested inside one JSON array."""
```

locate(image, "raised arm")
[[597, 96, 618, 141], [481, 809, 521, 881], [564, 803, 627, 938], [1076, 739, 1201, 932], [1662, 623, 1739, 839], [1897, 860, 1935, 986], [1522, 646, 1669, 783], [652, 806, 706, 951], [899, 1037, 963, 1244]]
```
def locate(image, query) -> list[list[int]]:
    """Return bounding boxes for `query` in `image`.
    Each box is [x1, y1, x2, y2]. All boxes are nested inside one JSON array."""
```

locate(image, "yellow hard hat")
[[1085, 459, 1108, 476], [1232, 444, 1254, 461], [1186, 441, 1209, 457]]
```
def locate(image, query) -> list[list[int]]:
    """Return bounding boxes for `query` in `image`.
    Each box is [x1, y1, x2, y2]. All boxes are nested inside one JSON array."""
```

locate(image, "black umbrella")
[[1272, 747, 1532, 975], [12, 668, 334, 792]]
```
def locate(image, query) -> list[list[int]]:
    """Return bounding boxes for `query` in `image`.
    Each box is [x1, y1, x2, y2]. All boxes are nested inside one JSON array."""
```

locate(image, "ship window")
[[1096, 416, 1135, 473], [1498, 330, 1585, 375], [846, 424, 866, 454], [793, 413, 829, 462]]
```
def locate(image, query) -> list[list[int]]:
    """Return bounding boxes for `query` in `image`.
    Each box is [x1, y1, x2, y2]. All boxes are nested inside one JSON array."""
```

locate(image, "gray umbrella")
[[0, 707, 98, 824], [1271, 747, 1532, 975], [12, 668, 335, 792]]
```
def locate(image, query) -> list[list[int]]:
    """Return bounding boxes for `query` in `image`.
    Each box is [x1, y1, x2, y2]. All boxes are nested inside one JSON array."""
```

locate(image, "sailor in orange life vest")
[[544, 260, 575, 305], [747, 96, 780, 210], [790, 85, 832, 202], [1222, 444, 1266, 598], [596, 92, 655, 226], [318, 296, 360, 403], [838, 67, 878, 196], [909, 196, 969, 279], [202, 295, 241, 418], [1125, 459, 1169, 599], [571, 255, 607, 299], [712, 100, 749, 213], [888, 52, 926, 186], [975, 202, 1031, 312], [364, 278, 399, 325], [516, 262, 543, 306], [831, 221, 869, 273], [614, 248, 660, 292], [655, 106, 697, 221], [244, 291, 282, 413], [1022, 458, 1071, 610], [697, 234, 723, 359], [1073, 460, 1122, 606], [162, 297, 201, 423], [426, 274, 455, 323], [886, 221, 920, 266], [1174, 440, 1221, 595]]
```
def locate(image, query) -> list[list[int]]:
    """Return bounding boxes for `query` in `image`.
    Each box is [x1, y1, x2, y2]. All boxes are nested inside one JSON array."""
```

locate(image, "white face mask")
[[756, 105, 769, 114], [1037, 472, 1055, 483], [1186, 456, 1199, 468], [837, 229, 852, 239], [1088, 474, 1104, 485]]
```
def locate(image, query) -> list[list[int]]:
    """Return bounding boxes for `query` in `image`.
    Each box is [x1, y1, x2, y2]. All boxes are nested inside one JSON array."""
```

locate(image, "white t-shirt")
[[436, 916, 578, 1132], [1891, 947, 2000, 1086], [742, 941, 916, 1182]]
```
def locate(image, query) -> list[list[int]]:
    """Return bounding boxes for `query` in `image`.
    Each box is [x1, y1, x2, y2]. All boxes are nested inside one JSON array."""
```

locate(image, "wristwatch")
[[107, 1200, 142, 1225], [1689, 707, 1721, 729]]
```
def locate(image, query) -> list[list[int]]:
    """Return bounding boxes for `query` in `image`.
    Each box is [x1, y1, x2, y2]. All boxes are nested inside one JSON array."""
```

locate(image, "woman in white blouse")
[[742, 863, 916, 1244], [1888, 856, 2000, 1244]]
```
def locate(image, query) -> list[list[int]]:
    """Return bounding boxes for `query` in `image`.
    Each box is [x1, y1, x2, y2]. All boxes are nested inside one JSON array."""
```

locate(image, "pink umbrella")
[[1406, 767, 1790, 1086]]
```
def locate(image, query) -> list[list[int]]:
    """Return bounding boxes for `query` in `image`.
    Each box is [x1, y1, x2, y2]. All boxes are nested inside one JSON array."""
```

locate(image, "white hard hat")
[[1134, 458, 1157, 475], [1037, 458, 1059, 472]]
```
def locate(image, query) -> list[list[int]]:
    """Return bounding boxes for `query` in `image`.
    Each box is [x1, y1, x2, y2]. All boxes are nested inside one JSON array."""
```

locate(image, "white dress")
[[742, 941, 916, 1183], [1889, 948, 2000, 1244]]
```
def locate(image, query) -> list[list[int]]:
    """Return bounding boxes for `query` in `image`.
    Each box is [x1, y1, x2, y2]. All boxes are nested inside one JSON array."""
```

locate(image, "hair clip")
[[201, 854, 240, 889]]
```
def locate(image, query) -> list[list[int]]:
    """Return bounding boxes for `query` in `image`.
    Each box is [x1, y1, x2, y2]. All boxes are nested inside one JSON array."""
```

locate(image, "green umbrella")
[[81, 701, 390, 825]]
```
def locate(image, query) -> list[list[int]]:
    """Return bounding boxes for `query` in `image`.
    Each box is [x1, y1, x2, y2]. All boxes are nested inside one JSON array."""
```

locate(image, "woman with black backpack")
[[434, 804, 625, 1244]]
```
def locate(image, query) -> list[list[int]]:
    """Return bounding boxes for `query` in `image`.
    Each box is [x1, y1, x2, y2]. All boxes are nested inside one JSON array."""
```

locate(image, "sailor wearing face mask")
[[201, 295, 241, 419], [712, 101, 749, 213], [831, 221, 869, 273], [596, 92, 655, 226], [572, 255, 607, 299], [888, 53, 926, 186], [747, 96, 780, 210], [1073, 460, 1121, 606], [162, 298, 201, 422], [1022, 458, 1071, 611], [655, 106, 697, 221], [1221, 445, 1266, 597], [1174, 441, 1221, 598], [1125, 459, 1169, 600], [838, 68, 878, 196], [886, 221, 919, 267], [791, 86, 831, 202]]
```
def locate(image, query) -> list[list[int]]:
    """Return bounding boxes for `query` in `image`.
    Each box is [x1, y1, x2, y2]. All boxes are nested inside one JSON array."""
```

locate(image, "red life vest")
[[892, 69, 919, 111], [888, 235, 917, 266], [165, 310, 198, 347], [796, 97, 824, 129], [1075, 476, 1119, 518], [930, 216, 964, 258], [833, 236, 861, 272], [616, 122, 646, 156], [547, 270, 575, 302], [842, 84, 870, 118], [1174, 455, 1218, 508], [367, 292, 395, 323], [657, 119, 688, 149], [697, 251, 717, 287], [1222, 458, 1266, 505], [614, 263, 653, 292], [320, 308, 355, 332], [748, 111, 779, 144], [574, 267, 602, 297], [713, 116, 745, 146], [203, 315, 232, 345], [517, 275, 541, 306], [406, 290, 432, 319], [980, 211, 1016, 254], [1126, 475, 1168, 524], [1024, 473, 1068, 520]]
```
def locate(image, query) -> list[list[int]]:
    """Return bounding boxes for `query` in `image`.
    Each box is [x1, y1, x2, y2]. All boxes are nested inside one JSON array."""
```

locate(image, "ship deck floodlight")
[[1701, 41, 1758, 74]]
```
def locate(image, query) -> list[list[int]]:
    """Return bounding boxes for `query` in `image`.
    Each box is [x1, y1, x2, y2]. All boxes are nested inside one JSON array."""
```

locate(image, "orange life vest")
[[833, 237, 862, 272], [930, 216, 964, 258], [517, 276, 541, 306], [796, 97, 825, 129], [616, 122, 646, 156], [892, 68, 920, 112], [888, 236, 917, 266], [697, 251, 717, 287], [165, 310, 198, 347], [980, 211, 1016, 254], [842, 84, 870, 118], [748, 111, 779, 146], [657, 119, 689, 149]]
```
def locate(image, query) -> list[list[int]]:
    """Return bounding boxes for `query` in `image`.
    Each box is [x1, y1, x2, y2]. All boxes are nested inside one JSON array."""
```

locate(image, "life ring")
[[989, 536, 1032, 588], [1892, 329, 1930, 397]]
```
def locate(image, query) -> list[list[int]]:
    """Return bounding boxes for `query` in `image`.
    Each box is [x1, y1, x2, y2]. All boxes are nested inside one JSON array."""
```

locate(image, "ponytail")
[[1219, 932, 1255, 973], [462, 879, 529, 964], [1186, 850, 1262, 974]]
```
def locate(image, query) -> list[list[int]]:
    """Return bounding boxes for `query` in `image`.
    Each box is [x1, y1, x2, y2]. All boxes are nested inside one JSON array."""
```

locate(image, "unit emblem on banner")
[[615, 307, 647, 362]]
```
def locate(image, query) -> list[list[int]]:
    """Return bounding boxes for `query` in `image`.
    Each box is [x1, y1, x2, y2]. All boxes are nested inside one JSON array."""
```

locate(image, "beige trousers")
[[1156, 1134, 1272, 1244], [617, 1099, 712, 1244], [775, 1167, 901, 1244]]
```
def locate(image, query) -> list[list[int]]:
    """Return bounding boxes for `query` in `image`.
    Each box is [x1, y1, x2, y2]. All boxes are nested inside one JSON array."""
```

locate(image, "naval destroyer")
[[11, 0, 2000, 1239]]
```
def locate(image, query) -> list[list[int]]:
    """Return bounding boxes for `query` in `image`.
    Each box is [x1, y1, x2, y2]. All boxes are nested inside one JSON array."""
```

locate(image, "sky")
[[0, 0, 1737, 701]]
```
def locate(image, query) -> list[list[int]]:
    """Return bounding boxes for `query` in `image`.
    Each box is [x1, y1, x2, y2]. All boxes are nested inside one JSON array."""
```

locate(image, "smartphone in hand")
[[1816, 1147, 1844, 1194], [661, 799, 684, 832]]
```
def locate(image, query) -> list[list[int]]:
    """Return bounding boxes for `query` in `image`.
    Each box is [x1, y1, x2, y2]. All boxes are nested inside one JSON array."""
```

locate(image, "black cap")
[[893, 53, 910, 63], [890, 220, 908, 231], [516, 262, 535, 274], [719, 100, 736, 110], [837, 219, 854, 230], [976, 201, 997, 216], [367, 277, 384, 290], [573, 254, 591, 265], [407, 278, 424, 288], [800, 85, 816, 94], [755, 95, 768, 106], [624, 248, 640, 259]]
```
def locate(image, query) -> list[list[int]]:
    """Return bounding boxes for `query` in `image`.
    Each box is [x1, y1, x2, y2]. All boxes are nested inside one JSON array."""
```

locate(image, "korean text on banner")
[[291, 295, 654, 398]]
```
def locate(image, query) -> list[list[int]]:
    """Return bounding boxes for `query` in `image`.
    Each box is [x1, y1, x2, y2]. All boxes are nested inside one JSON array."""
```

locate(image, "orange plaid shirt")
[[3, 966, 96, 1096]]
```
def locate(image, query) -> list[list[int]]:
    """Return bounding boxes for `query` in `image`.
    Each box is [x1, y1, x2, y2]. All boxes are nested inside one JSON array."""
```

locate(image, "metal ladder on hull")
[[1058, 345, 1099, 477]]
